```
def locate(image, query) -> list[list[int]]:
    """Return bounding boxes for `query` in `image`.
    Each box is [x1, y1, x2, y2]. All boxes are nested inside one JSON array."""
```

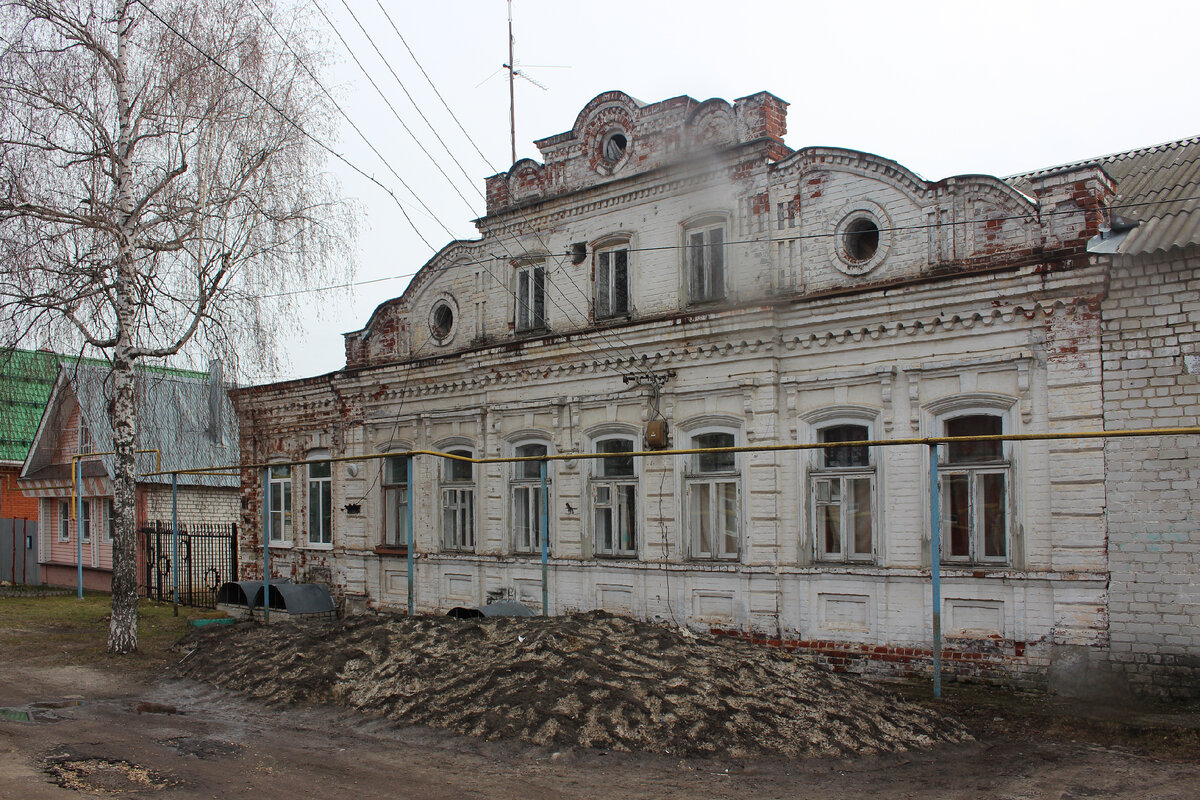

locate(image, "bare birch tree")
[[0, 0, 350, 652]]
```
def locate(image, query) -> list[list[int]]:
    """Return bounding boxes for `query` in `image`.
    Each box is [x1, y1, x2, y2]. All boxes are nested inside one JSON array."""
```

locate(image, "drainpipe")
[[540, 459, 548, 616], [74, 459, 83, 599], [406, 455, 414, 616], [929, 443, 942, 699], [262, 466, 270, 624], [171, 472, 179, 617]]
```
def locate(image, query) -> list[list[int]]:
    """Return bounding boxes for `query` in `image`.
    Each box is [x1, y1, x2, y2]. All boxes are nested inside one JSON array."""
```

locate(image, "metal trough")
[[447, 600, 537, 619], [216, 579, 335, 618]]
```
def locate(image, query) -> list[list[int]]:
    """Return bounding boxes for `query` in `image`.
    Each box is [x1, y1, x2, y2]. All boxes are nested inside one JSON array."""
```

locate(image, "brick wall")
[[1, 466, 37, 519], [1101, 246, 1200, 699]]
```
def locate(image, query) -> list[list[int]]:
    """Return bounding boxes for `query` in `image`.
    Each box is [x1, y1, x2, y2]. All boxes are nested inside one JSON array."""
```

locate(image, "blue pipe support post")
[[406, 455, 414, 617], [929, 443, 942, 699], [171, 473, 179, 616], [262, 466, 270, 624], [540, 459, 549, 616], [74, 460, 83, 599]]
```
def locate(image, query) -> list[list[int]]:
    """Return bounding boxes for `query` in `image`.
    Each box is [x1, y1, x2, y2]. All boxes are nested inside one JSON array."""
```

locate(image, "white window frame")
[[440, 448, 476, 552], [80, 499, 91, 543], [514, 261, 546, 332], [307, 458, 333, 547], [267, 464, 292, 545], [937, 411, 1012, 566], [382, 455, 409, 549], [58, 500, 70, 542], [590, 435, 638, 558], [510, 440, 550, 555], [594, 243, 631, 319], [685, 218, 727, 304], [102, 499, 113, 544], [809, 419, 877, 564], [683, 426, 740, 560], [77, 411, 93, 455]]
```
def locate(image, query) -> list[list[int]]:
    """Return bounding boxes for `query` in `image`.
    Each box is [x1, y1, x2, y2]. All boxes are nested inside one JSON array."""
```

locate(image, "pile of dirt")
[[176, 611, 969, 759]]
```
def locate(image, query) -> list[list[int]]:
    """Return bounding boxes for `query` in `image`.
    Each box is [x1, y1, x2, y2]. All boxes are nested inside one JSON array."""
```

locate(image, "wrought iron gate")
[[140, 522, 237, 609]]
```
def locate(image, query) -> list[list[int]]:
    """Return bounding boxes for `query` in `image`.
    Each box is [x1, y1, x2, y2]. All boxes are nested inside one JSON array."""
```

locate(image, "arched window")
[[591, 436, 637, 556], [267, 463, 293, 545], [381, 456, 409, 549], [684, 215, 728, 303], [511, 441, 550, 554], [810, 421, 875, 562], [441, 449, 475, 551], [307, 450, 332, 547], [594, 238, 631, 319], [940, 413, 1010, 563], [684, 428, 739, 559]]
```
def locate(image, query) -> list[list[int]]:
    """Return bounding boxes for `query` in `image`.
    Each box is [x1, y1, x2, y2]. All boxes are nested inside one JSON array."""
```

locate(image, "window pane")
[[848, 477, 873, 556], [821, 424, 869, 468], [532, 265, 545, 327], [689, 232, 706, 298], [719, 481, 738, 556], [694, 432, 735, 472], [384, 486, 408, 547], [946, 415, 1003, 463], [385, 456, 407, 485], [597, 251, 611, 316], [595, 505, 613, 552], [597, 438, 634, 476], [270, 464, 290, 479], [309, 461, 331, 479], [690, 483, 712, 557], [820, 504, 841, 555], [445, 451, 472, 482], [708, 227, 724, 299], [944, 473, 970, 557], [515, 443, 547, 479], [613, 250, 629, 315], [982, 472, 1007, 558], [517, 269, 530, 328], [618, 484, 637, 553]]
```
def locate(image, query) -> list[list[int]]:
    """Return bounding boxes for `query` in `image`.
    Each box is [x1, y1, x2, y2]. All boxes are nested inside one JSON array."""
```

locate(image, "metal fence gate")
[[0, 518, 39, 585], [140, 521, 237, 609]]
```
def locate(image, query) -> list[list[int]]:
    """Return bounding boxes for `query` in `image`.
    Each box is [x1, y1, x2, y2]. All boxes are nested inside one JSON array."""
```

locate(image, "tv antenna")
[[478, 0, 568, 165]]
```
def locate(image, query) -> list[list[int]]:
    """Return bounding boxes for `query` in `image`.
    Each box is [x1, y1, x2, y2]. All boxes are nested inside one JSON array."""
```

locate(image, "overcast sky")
[[256, 0, 1200, 383]]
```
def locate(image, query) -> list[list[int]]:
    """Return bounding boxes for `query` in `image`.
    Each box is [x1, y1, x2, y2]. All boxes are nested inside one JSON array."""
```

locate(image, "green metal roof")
[[0, 350, 62, 463]]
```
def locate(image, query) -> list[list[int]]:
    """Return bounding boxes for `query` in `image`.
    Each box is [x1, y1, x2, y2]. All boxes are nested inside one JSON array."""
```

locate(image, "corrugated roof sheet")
[[69, 363, 239, 487], [1013, 136, 1200, 256], [0, 350, 67, 463]]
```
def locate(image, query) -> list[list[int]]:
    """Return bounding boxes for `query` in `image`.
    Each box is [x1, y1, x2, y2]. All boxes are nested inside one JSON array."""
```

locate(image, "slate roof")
[[17, 357, 239, 488], [1013, 136, 1200, 256], [66, 362, 239, 487]]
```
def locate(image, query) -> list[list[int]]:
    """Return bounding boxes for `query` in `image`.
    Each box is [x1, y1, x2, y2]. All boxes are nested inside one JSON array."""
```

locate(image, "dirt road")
[[0, 598, 1197, 798]]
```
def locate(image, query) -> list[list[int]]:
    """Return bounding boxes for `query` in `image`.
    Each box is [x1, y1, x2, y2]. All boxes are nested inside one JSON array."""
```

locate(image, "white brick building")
[[232, 92, 1198, 696]]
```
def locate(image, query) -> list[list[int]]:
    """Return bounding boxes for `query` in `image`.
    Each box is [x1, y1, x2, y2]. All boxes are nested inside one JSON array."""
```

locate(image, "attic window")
[[601, 132, 628, 164], [842, 217, 880, 262], [429, 298, 457, 344]]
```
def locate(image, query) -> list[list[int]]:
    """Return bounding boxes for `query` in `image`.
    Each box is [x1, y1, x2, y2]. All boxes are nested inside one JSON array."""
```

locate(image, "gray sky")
[[256, 0, 1200, 382]]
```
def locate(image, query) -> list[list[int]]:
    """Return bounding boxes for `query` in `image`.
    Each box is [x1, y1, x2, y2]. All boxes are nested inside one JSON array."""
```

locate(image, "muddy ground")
[[1, 598, 1198, 799]]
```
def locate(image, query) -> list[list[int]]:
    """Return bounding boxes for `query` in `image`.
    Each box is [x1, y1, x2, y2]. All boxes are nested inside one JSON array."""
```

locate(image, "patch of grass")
[[0, 591, 226, 670]]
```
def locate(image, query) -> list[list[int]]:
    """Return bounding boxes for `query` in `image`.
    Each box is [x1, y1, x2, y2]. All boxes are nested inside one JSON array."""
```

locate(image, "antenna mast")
[[506, 0, 516, 165]]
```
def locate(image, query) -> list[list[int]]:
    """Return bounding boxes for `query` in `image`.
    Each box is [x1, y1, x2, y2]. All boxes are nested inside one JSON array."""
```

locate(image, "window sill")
[[374, 545, 409, 557], [594, 553, 638, 560], [303, 542, 334, 551], [268, 541, 293, 549]]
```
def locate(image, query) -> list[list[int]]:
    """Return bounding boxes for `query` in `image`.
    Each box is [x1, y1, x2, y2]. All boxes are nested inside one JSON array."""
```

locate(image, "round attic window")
[[843, 217, 880, 262], [429, 298, 456, 344], [832, 208, 890, 276], [601, 132, 628, 164]]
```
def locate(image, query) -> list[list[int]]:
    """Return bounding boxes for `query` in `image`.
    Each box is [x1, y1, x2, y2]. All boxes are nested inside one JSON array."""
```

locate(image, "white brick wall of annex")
[[1101, 245, 1200, 700], [232, 90, 1118, 690]]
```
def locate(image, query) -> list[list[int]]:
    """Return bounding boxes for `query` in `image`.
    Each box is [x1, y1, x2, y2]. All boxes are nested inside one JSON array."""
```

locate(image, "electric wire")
[[132, 0, 439, 252]]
